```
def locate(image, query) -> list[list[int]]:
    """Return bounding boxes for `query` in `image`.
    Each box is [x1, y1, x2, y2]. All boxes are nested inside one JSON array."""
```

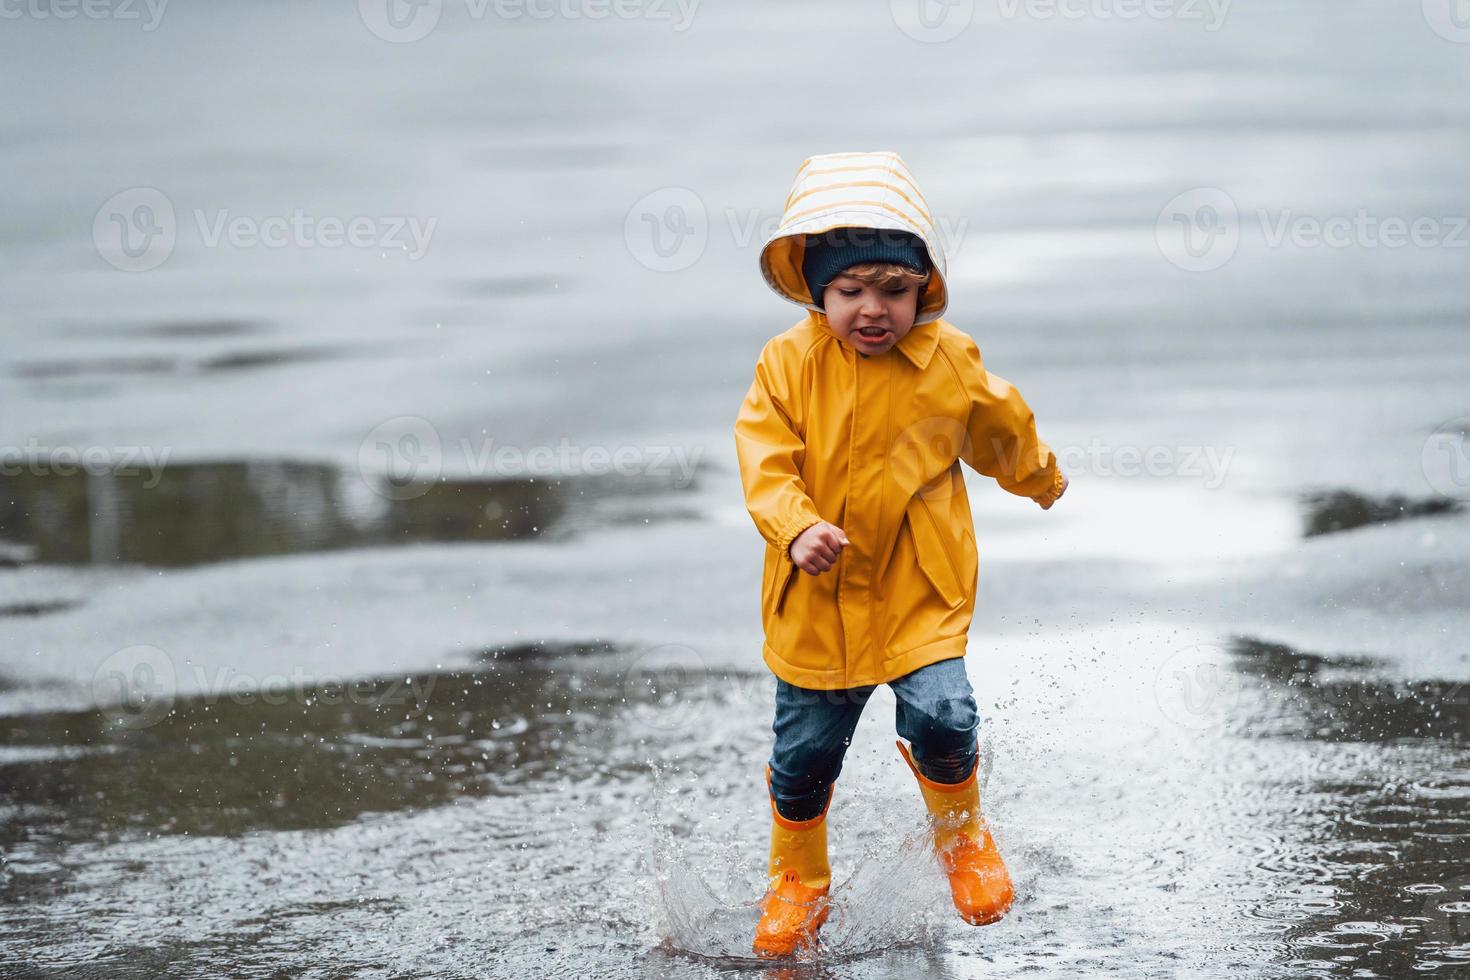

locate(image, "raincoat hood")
[[759, 150, 949, 325]]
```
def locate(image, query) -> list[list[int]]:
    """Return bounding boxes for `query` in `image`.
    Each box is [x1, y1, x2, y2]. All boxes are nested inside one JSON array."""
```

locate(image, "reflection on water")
[[0, 600, 77, 618], [55, 319, 268, 341], [0, 646, 743, 928], [1230, 635, 1470, 741], [1300, 489, 1461, 538], [1226, 634, 1470, 974], [0, 641, 656, 847], [0, 460, 700, 567], [10, 344, 351, 380]]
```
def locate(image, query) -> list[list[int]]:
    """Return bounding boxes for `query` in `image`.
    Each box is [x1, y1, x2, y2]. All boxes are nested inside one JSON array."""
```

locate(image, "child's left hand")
[[1038, 472, 1069, 510]]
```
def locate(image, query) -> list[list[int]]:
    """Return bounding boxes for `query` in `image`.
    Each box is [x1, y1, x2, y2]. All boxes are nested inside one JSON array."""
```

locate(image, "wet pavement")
[[2, 626, 1468, 977], [3, 0, 1470, 976]]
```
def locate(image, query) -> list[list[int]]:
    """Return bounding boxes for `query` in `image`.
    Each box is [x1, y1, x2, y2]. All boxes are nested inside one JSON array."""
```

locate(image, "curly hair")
[[832, 261, 931, 292]]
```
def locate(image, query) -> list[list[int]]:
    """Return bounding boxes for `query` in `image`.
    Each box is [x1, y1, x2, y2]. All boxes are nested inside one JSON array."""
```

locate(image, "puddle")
[[0, 600, 77, 618], [196, 346, 347, 372], [0, 459, 700, 567], [133, 319, 266, 340], [1301, 489, 1461, 538], [0, 642, 641, 851], [57, 319, 267, 340], [0, 649, 800, 974], [1229, 635, 1470, 741], [10, 355, 179, 380], [1206, 635, 1470, 973], [11, 345, 352, 380], [1252, 767, 1470, 975]]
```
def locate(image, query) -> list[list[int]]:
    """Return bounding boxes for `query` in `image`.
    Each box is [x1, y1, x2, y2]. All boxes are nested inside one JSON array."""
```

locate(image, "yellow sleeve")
[[955, 337, 1064, 505], [733, 343, 824, 555]]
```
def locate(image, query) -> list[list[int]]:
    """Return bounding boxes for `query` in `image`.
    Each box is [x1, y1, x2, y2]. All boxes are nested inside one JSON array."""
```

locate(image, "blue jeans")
[[767, 656, 980, 821]]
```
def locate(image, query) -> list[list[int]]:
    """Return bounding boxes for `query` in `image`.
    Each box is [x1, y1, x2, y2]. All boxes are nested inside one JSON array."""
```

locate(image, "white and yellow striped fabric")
[[759, 150, 949, 325]]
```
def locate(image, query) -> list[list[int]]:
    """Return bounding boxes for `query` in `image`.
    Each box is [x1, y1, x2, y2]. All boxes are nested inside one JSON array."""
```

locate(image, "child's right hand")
[[789, 521, 849, 575], [1038, 471, 1069, 510]]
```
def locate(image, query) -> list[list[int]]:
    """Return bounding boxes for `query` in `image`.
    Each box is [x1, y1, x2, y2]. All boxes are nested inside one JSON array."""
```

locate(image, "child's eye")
[[838, 288, 859, 297], [884, 286, 910, 295]]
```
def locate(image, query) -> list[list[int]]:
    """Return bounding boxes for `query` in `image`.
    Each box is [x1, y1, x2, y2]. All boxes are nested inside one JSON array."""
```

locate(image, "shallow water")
[[4, 632, 1469, 976], [0, 458, 698, 566], [3, 0, 1470, 976]]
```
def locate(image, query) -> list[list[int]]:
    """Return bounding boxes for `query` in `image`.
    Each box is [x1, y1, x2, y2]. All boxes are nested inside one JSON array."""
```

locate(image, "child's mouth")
[[855, 326, 890, 342]]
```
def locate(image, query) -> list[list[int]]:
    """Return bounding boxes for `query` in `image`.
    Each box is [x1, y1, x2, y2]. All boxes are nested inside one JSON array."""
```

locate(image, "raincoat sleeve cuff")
[[1030, 465, 1065, 508], [775, 511, 822, 560]]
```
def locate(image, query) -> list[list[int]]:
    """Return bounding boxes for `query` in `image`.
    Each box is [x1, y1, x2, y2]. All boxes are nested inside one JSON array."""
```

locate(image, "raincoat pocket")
[[906, 495, 965, 609], [763, 545, 800, 616]]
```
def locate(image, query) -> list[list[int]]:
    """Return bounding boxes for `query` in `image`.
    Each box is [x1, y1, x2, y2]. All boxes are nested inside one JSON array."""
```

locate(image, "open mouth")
[[856, 326, 890, 341]]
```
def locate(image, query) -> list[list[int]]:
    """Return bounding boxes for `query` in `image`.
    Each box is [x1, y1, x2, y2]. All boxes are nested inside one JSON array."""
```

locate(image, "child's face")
[[819, 273, 921, 356]]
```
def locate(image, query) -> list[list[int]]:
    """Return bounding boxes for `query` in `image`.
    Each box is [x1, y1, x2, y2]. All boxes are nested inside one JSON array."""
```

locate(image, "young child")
[[733, 151, 1068, 958]]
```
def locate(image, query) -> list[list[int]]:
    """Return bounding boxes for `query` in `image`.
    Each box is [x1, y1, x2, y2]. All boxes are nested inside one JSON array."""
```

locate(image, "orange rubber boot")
[[752, 767, 833, 958], [896, 739, 1014, 925]]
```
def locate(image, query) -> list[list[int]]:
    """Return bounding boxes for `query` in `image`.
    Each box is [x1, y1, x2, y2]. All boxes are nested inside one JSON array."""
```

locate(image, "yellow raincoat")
[[734, 151, 1064, 689]]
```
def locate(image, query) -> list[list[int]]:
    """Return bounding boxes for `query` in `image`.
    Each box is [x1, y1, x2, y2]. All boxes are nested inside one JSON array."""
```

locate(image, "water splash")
[[645, 751, 965, 966]]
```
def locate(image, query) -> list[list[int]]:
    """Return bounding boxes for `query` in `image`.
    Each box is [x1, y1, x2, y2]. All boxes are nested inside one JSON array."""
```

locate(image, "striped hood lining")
[[759, 151, 949, 325]]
